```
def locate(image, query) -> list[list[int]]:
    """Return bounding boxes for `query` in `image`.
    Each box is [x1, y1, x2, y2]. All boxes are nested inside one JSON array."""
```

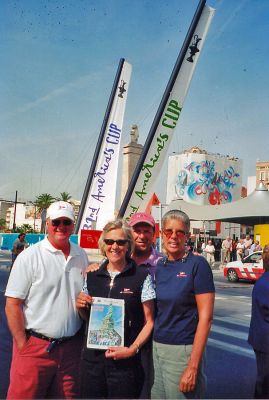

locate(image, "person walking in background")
[[231, 239, 238, 261], [201, 240, 206, 257], [204, 239, 215, 267], [11, 233, 28, 268], [151, 210, 215, 399], [5, 201, 88, 399], [236, 238, 245, 261], [250, 240, 262, 254], [221, 236, 232, 263], [248, 244, 269, 398], [77, 219, 155, 399], [243, 234, 253, 257]]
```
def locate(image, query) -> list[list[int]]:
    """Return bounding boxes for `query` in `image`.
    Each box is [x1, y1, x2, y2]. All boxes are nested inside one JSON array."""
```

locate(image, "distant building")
[[6, 203, 41, 232], [0, 200, 14, 221], [256, 160, 269, 188], [166, 146, 242, 205]]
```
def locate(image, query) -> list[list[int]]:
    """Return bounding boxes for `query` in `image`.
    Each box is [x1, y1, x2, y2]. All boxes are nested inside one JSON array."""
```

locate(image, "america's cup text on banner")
[[119, 3, 214, 220], [77, 60, 132, 232], [135, 101, 181, 202]]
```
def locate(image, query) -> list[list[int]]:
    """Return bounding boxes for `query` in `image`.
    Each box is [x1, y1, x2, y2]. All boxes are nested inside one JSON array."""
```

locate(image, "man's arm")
[[5, 297, 27, 350]]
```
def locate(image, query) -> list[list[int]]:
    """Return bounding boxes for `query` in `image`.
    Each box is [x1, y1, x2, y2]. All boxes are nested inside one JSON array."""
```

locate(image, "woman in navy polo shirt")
[[151, 210, 215, 399]]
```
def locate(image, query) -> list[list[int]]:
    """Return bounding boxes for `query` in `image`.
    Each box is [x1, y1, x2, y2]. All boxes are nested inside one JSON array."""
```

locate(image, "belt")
[[26, 329, 75, 353]]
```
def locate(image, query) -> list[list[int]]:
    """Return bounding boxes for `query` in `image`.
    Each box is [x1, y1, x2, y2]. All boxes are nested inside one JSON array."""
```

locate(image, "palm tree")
[[57, 192, 72, 203], [35, 193, 55, 233], [18, 224, 35, 234]]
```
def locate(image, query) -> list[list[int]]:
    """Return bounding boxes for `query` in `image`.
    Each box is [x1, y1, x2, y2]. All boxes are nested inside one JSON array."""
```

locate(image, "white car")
[[223, 251, 263, 282]]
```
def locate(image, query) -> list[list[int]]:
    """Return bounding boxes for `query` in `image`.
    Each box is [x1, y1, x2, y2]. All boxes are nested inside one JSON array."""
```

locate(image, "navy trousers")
[[254, 351, 269, 399], [80, 356, 144, 399]]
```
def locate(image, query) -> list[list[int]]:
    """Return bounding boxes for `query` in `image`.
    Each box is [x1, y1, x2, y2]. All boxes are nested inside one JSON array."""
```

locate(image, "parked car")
[[223, 251, 264, 282]]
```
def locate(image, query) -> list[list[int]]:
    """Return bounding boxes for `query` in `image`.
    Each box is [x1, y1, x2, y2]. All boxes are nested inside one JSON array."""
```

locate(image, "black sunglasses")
[[51, 219, 73, 227], [104, 239, 129, 246]]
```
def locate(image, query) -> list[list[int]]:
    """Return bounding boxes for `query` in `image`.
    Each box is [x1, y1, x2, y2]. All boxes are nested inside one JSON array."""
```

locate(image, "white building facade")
[[166, 147, 242, 205]]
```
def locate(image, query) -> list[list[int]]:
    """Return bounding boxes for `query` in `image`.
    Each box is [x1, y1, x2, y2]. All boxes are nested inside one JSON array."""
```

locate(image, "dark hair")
[[18, 233, 25, 238]]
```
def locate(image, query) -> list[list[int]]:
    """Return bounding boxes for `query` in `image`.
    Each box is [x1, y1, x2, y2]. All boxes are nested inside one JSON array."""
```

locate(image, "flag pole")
[[75, 58, 125, 233], [118, 0, 206, 218]]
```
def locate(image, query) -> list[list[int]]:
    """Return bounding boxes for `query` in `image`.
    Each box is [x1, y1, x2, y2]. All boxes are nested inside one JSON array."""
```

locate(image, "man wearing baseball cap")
[[128, 212, 163, 279], [128, 212, 163, 399], [5, 201, 89, 399]]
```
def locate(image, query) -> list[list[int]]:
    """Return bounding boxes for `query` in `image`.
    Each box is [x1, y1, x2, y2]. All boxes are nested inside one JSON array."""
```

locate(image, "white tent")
[[167, 182, 269, 225]]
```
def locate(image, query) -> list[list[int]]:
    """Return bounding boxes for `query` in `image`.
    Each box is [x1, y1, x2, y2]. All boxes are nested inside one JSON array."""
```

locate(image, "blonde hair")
[[98, 219, 135, 258]]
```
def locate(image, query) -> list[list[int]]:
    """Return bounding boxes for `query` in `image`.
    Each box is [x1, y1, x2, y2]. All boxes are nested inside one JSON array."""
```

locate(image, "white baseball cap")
[[46, 201, 75, 221]]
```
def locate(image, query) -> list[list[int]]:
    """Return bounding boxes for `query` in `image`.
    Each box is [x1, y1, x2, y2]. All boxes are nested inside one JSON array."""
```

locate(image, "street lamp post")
[[29, 201, 37, 232], [155, 203, 169, 251], [12, 190, 18, 232]]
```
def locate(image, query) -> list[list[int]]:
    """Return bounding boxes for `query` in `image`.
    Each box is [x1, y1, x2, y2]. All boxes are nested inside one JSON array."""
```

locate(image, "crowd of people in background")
[[196, 234, 263, 266]]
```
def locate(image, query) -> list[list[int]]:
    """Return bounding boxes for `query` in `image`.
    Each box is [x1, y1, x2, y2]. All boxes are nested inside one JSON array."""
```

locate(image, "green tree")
[[57, 192, 72, 202], [18, 224, 35, 234], [0, 218, 7, 232], [35, 193, 55, 233]]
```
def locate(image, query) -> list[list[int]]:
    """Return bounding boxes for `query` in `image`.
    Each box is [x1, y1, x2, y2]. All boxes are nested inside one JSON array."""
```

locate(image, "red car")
[[223, 251, 264, 282]]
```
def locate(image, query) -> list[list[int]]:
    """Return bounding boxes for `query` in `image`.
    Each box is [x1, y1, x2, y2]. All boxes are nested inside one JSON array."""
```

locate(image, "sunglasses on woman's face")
[[51, 219, 73, 227], [104, 239, 129, 246], [162, 229, 186, 239]]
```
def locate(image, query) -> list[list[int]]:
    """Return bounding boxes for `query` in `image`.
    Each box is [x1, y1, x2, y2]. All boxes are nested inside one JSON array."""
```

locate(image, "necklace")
[[168, 252, 189, 262]]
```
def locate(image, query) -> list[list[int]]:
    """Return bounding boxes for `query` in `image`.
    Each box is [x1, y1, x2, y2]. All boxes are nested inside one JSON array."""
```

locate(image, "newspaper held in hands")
[[86, 297, 124, 350]]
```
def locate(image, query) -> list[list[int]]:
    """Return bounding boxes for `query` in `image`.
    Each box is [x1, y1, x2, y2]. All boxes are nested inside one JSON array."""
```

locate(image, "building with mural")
[[166, 146, 242, 206]]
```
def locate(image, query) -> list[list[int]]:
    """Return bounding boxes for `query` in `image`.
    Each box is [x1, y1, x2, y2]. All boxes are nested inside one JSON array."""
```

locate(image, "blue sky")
[[1, 0, 268, 204]]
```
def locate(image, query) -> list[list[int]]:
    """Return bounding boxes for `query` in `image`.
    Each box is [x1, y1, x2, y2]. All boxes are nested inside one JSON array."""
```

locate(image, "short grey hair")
[[98, 219, 135, 258], [162, 209, 190, 233]]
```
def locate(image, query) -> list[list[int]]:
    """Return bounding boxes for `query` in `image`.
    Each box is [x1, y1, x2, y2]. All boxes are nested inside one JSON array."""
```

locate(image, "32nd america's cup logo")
[[186, 34, 202, 63], [118, 80, 127, 98]]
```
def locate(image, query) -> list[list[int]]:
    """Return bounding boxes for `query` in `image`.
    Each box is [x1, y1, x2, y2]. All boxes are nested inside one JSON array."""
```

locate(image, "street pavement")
[[205, 271, 256, 398], [0, 252, 256, 399]]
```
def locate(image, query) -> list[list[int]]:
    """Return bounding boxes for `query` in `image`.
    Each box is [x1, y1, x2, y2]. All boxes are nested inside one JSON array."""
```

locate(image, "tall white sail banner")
[[122, 6, 214, 220], [79, 61, 132, 231]]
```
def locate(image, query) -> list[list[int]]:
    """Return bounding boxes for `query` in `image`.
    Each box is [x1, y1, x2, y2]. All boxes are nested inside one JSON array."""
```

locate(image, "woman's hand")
[[76, 292, 92, 310], [105, 346, 137, 360], [179, 365, 197, 393]]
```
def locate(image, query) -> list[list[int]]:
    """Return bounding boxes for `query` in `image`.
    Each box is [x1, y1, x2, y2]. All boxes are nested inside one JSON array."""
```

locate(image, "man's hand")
[[86, 263, 100, 273], [16, 336, 29, 351], [76, 292, 92, 310]]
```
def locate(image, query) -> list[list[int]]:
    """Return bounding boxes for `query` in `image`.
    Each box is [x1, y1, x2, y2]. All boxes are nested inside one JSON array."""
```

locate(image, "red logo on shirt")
[[177, 271, 187, 278], [120, 288, 134, 294]]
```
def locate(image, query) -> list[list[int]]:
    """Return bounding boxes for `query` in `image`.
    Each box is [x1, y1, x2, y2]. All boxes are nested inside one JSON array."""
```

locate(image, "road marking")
[[215, 296, 228, 300], [213, 315, 250, 327], [208, 338, 254, 358], [211, 325, 248, 340]]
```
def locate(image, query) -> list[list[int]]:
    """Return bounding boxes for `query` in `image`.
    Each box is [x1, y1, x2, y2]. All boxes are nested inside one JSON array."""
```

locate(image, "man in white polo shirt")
[[5, 201, 88, 399]]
